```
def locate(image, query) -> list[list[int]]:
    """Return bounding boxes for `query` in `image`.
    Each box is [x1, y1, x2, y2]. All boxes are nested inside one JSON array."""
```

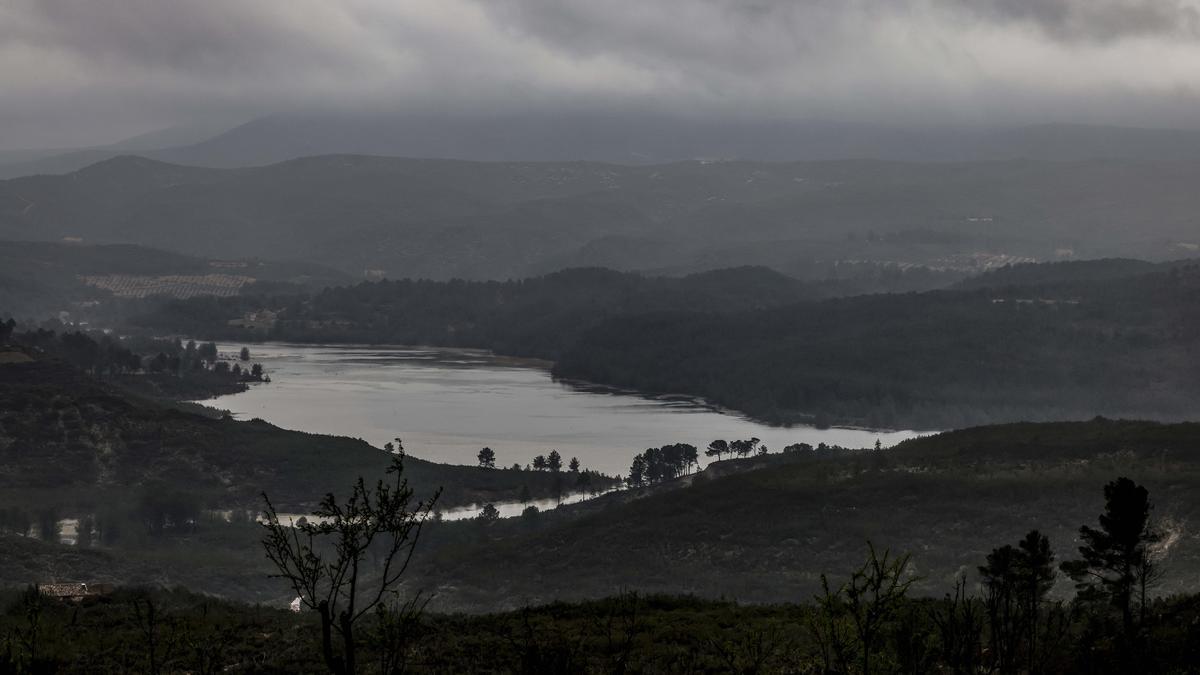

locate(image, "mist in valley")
[[2, 2, 1200, 672]]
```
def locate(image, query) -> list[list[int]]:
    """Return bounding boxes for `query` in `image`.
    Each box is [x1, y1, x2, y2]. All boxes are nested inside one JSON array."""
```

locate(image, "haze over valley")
[[4, 1, 1200, 671], [4, 153, 1200, 285]]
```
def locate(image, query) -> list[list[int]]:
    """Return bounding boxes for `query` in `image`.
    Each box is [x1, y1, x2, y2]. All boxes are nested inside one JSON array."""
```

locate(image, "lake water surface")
[[205, 343, 926, 477]]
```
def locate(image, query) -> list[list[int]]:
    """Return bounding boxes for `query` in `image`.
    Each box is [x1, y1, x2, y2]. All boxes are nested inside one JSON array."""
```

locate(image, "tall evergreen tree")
[[1018, 530, 1056, 671], [979, 544, 1022, 672], [705, 439, 729, 462], [1061, 477, 1162, 643], [477, 447, 496, 469], [627, 455, 647, 488], [979, 530, 1057, 673]]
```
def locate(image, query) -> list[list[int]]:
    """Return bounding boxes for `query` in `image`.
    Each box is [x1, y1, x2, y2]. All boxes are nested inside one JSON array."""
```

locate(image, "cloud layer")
[[3, 0, 1200, 149]]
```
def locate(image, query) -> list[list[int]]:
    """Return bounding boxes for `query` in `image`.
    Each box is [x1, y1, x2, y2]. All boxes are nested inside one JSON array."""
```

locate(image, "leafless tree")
[[261, 453, 439, 675], [372, 591, 430, 675], [810, 543, 916, 674]]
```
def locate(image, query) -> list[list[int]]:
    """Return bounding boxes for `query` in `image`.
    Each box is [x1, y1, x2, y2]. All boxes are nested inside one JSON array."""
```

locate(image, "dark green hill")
[[411, 418, 1200, 612], [555, 262, 1200, 428], [129, 265, 817, 360]]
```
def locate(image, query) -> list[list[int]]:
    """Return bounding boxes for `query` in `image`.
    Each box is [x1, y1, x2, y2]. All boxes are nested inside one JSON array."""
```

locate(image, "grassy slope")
[[412, 419, 1200, 612], [3, 417, 1199, 612]]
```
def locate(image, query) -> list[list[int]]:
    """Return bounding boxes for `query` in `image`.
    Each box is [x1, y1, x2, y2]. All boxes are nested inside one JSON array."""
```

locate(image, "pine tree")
[[1061, 477, 1162, 644], [477, 447, 496, 469]]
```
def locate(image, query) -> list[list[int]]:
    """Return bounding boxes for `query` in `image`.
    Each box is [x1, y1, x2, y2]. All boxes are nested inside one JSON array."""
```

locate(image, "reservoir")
[[204, 342, 926, 477]]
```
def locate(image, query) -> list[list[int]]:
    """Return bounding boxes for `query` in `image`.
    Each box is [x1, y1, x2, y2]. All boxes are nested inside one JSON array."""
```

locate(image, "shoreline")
[[209, 339, 926, 436]]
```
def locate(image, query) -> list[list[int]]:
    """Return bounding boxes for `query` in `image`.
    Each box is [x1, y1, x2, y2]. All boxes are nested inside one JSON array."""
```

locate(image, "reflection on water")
[[265, 487, 621, 525], [204, 342, 926, 477], [437, 487, 621, 521]]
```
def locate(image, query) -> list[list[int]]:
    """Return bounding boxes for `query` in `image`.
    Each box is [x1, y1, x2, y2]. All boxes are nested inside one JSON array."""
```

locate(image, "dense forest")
[[554, 262, 1200, 428], [0, 320, 269, 400], [129, 266, 822, 359]]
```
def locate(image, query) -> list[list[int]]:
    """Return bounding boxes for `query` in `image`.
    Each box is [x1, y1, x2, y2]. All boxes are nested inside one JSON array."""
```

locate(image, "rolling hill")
[[555, 260, 1200, 428], [3, 154, 1200, 281], [14, 116, 1200, 178], [411, 418, 1200, 612]]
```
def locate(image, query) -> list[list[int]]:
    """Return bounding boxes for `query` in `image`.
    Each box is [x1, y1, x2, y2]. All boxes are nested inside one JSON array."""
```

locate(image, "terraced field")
[[80, 273, 253, 298]]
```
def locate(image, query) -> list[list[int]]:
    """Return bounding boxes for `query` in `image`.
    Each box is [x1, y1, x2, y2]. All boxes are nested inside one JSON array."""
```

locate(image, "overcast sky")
[[4, 0, 1200, 150]]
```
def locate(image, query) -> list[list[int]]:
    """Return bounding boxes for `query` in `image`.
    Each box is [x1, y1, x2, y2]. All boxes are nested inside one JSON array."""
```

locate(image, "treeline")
[[554, 263, 1200, 428], [0, 486, 210, 546], [2, 318, 140, 374], [1, 320, 267, 400], [627, 443, 700, 486], [792, 476, 1168, 674], [627, 438, 862, 487], [475, 447, 613, 501], [623, 437, 790, 487], [128, 266, 817, 359]]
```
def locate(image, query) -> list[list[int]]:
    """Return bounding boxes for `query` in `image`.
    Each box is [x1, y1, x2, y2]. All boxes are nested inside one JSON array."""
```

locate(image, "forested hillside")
[[131, 266, 819, 359], [407, 419, 1200, 613], [555, 262, 1200, 428]]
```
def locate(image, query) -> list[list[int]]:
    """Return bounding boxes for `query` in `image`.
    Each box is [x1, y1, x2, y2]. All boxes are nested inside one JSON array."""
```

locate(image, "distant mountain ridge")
[[10, 115, 1200, 178], [2, 153, 1199, 281], [0, 122, 231, 179]]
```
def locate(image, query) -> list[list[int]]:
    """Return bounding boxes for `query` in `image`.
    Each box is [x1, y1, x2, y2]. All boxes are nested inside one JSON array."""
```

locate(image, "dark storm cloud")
[[3, 0, 1200, 149], [952, 0, 1200, 43]]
